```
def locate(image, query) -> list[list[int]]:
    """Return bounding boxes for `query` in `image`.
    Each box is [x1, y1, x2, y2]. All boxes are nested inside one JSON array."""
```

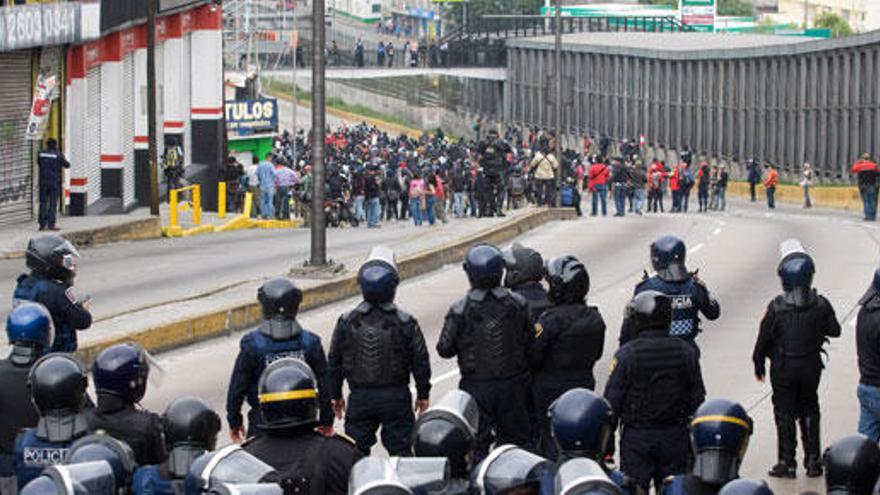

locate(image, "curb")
[[74, 208, 576, 364], [1, 217, 163, 260], [726, 182, 860, 211]]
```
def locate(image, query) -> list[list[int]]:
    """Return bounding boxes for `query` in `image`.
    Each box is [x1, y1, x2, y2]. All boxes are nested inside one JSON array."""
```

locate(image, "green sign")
[[680, 0, 716, 32]]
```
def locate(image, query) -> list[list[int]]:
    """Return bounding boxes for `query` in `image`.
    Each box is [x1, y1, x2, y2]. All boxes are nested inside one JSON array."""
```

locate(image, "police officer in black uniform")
[[328, 247, 431, 456], [856, 268, 880, 442], [14, 353, 91, 488], [530, 255, 606, 459], [502, 243, 551, 324], [244, 358, 362, 495], [437, 243, 533, 461], [623, 235, 720, 356], [132, 396, 222, 495], [821, 434, 880, 495], [604, 290, 706, 493], [0, 303, 53, 493], [752, 240, 840, 479], [13, 235, 92, 353], [84, 342, 166, 466], [478, 129, 511, 217], [37, 138, 69, 232], [227, 277, 332, 441]]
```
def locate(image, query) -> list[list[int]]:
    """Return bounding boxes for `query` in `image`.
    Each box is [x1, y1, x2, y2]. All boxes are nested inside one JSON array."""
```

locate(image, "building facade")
[[777, 0, 880, 32]]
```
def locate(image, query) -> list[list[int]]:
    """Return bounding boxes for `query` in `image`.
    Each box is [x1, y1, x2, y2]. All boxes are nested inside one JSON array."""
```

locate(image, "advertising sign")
[[225, 99, 278, 136], [680, 0, 715, 32], [26, 74, 57, 140], [0, 2, 99, 51]]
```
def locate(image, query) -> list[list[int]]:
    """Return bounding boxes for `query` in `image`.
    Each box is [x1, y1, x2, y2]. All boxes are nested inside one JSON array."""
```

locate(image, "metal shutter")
[[85, 66, 101, 205], [0, 51, 33, 225], [122, 53, 135, 206]]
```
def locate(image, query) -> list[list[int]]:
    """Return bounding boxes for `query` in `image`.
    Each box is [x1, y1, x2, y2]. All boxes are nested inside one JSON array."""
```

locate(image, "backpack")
[[680, 168, 694, 187], [510, 174, 525, 196], [560, 185, 575, 206]]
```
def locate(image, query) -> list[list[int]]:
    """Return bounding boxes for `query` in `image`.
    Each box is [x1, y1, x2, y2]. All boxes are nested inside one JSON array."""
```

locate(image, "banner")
[[680, 0, 715, 32], [26, 74, 57, 140], [225, 99, 278, 136]]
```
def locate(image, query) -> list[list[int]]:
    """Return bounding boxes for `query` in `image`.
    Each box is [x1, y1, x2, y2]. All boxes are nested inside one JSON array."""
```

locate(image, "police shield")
[[67, 434, 137, 491], [212, 483, 284, 495], [187, 445, 277, 493], [348, 457, 412, 495], [778, 239, 806, 261], [415, 390, 479, 444], [367, 246, 397, 272], [554, 458, 621, 495], [389, 457, 450, 494], [21, 461, 116, 495], [471, 445, 554, 495]]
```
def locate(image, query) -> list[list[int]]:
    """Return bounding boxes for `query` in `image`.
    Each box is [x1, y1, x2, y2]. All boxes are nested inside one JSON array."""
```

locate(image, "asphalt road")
[[134, 199, 877, 493]]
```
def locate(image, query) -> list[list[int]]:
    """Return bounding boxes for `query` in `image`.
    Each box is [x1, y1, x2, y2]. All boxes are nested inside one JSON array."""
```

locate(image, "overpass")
[[257, 67, 507, 82]]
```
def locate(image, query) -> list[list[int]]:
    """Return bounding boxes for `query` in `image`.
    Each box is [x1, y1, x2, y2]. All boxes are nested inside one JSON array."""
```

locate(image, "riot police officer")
[[662, 399, 754, 494], [471, 445, 554, 494], [244, 358, 362, 494], [13, 235, 92, 353], [65, 433, 138, 494], [328, 247, 431, 456], [719, 480, 774, 495], [752, 240, 840, 479], [0, 303, 53, 493], [855, 268, 880, 442], [437, 243, 533, 461], [502, 243, 551, 323], [132, 396, 222, 494], [603, 291, 706, 493], [227, 277, 332, 441], [349, 456, 451, 494], [478, 129, 511, 217], [14, 353, 90, 487], [623, 235, 719, 355], [84, 342, 166, 465], [555, 458, 625, 495], [821, 434, 880, 495], [37, 138, 69, 232], [530, 256, 606, 458], [412, 389, 479, 489]]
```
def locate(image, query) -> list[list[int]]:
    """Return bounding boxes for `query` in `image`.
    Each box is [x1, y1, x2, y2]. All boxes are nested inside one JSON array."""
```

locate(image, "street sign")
[[680, 0, 715, 32], [225, 99, 279, 136]]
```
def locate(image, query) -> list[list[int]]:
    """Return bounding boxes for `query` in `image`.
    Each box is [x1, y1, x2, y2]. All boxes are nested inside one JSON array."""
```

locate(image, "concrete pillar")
[[65, 46, 88, 215], [190, 4, 224, 210], [99, 31, 124, 201]]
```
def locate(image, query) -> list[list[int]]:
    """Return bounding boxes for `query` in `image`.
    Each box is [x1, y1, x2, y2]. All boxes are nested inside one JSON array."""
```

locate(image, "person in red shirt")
[[764, 164, 779, 209], [669, 163, 681, 212], [648, 165, 667, 213], [852, 153, 880, 221], [587, 157, 610, 216]]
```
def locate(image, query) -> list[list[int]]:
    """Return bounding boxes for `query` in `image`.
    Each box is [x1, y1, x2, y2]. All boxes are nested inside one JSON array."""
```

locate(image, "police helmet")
[[67, 433, 137, 491], [21, 461, 116, 495], [186, 445, 278, 494], [777, 239, 815, 307], [690, 399, 754, 486], [549, 388, 614, 460], [412, 390, 479, 478], [471, 445, 554, 495], [26, 235, 80, 285], [349, 457, 413, 495], [545, 256, 590, 305], [28, 353, 88, 417], [257, 278, 303, 320], [164, 396, 222, 478], [554, 458, 621, 495], [718, 479, 774, 495], [502, 243, 544, 289], [92, 342, 149, 404], [463, 244, 505, 290], [258, 358, 319, 429], [650, 235, 688, 283], [624, 291, 672, 335], [358, 246, 400, 305], [390, 457, 451, 494], [6, 302, 54, 365], [823, 434, 880, 495]]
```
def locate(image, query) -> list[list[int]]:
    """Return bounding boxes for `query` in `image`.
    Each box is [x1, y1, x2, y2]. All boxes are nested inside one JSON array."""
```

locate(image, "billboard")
[[225, 99, 278, 136], [680, 0, 715, 32]]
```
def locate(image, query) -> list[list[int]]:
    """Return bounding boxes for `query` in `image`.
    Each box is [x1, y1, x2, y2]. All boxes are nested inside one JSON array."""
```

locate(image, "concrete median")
[[75, 208, 577, 365], [726, 182, 862, 211]]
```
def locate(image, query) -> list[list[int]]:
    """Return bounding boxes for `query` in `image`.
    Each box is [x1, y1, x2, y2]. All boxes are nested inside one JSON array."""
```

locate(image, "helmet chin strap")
[[9, 344, 42, 366]]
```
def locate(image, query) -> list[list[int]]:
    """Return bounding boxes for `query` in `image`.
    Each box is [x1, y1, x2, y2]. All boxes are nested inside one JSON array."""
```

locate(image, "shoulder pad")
[[634, 277, 653, 292], [450, 297, 468, 317], [395, 308, 413, 323], [507, 290, 527, 307]]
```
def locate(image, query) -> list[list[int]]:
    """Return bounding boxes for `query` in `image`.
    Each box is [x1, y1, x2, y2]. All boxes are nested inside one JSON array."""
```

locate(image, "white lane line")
[[689, 243, 705, 254], [431, 368, 460, 385], [712, 227, 722, 236], [851, 315, 859, 328]]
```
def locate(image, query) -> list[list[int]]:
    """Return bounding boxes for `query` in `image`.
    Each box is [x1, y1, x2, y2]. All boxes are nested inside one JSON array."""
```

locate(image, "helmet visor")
[[200, 446, 276, 488]]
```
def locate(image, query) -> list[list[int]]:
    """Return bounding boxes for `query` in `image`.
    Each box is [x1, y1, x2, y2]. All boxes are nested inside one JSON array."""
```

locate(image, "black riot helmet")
[[26, 235, 80, 285], [777, 239, 816, 308], [502, 243, 544, 289], [823, 434, 880, 495], [624, 290, 672, 335], [67, 434, 137, 492], [463, 244, 505, 290], [6, 302, 54, 366], [545, 255, 590, 305], [28, 353, 89, 442], [257, 278, 303, 340], [163, 396, 222, 479], [549, 388, 614, 461], [258, 358, 319, 430], [21, 461, 117, 495], [554, 458, 621, 495], [471, 445, 554, 495], [358, 246, 400, 305], [719, 479, 775, 495], [689, 399, 754, 486], [185, 445, 278, 495], [650, 235, 688, 283], [412, 390, 479, 478], [92, 343, 150, 405]]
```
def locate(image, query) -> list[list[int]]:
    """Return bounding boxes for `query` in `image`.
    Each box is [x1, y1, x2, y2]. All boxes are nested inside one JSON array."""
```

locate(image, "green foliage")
[[813, 11, 854, 37], [639, 0, 753, 17]]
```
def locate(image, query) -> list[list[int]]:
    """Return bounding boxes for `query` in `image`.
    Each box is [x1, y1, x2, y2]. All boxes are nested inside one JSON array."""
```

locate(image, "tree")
[[717, 0, 752, 16], [813, 11, 854, 37]]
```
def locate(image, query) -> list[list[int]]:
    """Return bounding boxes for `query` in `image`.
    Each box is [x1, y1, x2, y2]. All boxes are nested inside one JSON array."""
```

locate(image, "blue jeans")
[[803, 185, 811, 207], [862, 187, 878, 220], [409, 198, 422, 225], [260, 189, 275, 219], [633, 188, 646, 214], [425, 196, 436, 225], [591, 184, 607, 216], [613, 183, 627, 216], [681, 185, 692, 212], [453, 192, 465, 218], [859, 384, 880, 442], [354, 195, 366, 222], [367, 197, 381, 227], [766, 186, 776, 209]]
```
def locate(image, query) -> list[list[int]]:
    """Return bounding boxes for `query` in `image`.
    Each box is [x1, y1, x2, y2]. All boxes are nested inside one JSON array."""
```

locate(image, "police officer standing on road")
[[478, 129, 511, 217], [752, 240, 840, 479], [0, 303, 53, 494], [132, 396, 222, 495], [227, 277, 333, 442], [84, 342, 166, 466], [245, 358, 362, 495], [13, 235, 92, 353], [856, 268, 880, 442], [530, 255, 606, 459], [37, 138, 69, 232], [327, 247, 431, 456], [604, 291, 706, 493], [623, 235, 720, 355], [502, 243, 551, 324], [14, 353, 91, 488], [437, 243, 534, 461]]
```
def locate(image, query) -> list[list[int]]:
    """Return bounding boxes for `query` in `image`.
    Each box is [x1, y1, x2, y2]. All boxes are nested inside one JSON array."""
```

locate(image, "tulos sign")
[[225, 98, 278, 136]]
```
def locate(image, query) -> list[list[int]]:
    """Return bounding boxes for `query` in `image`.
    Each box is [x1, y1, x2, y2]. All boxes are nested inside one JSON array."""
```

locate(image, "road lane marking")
[[689, 243, 705, 254], [431, 368, 461, 385], [712, 228, 722, 236], [851, 315, 858, 328]]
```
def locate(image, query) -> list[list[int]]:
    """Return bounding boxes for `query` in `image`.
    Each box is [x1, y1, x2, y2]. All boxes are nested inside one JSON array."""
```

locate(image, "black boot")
[[769, 412, 797, 478], [800, 413, 824, 477]]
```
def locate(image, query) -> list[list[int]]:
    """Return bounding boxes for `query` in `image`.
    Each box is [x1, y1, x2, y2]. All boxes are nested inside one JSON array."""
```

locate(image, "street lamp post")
[[147, 0, 160, 215], [553, 0, 562, 207], [310, 0, 327, 266]]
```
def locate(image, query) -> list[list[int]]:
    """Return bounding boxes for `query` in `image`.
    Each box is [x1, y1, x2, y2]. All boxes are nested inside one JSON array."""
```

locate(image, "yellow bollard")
[[169, 189, 179, 228], [193, 185, 202, 226], [243, 191, 253, 218], [218, 182, 227, 219]]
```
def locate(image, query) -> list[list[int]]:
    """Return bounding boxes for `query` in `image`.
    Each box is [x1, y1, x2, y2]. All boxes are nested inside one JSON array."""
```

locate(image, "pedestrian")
[[611, 159, 630, 217], [801, 162, 813, 208], [386, 41, 395, 67], [246, 157, 260, 217], [451, 163, 468, 218], [588, 157, 610, 216], [273, 163, 298, 220], [764, 164, 778, 210], [629, 162, 647, 215], [354, 38, 364, 67], [753, 240, 840, 478], [716, 163, 729, 211], [36, 138, 69, 231], [530, 146, 558, 207], [696, 162, 710, 212], [351, 167, 367, 225], [669, 162, 681, 212], [365, 168, 381, 228], [432, 172, 448, 224], [256, 152, 276, 219], [747, 159, 760, 202], [408, 171, 425, 226], [376, 41, 385, 67], [604, 290, 706, 493], [383, 168, 401, 221], [328, 248, 432, 456], [299, 165, 312, 226], [679, 162, 693, 213], [648, 161, 665, 213], [857, 268, 880, 443], [852, 153, 880, 221]]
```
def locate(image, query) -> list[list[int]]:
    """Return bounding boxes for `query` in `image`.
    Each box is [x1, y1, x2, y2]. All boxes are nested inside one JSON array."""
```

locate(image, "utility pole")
[[803, 0, 809, 28], [310, 0, 327, 266], [147, 0, 160, 215], [291, 35, 298, 163], [553, 0, 562, 207], [246, 0, 253, 69]]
